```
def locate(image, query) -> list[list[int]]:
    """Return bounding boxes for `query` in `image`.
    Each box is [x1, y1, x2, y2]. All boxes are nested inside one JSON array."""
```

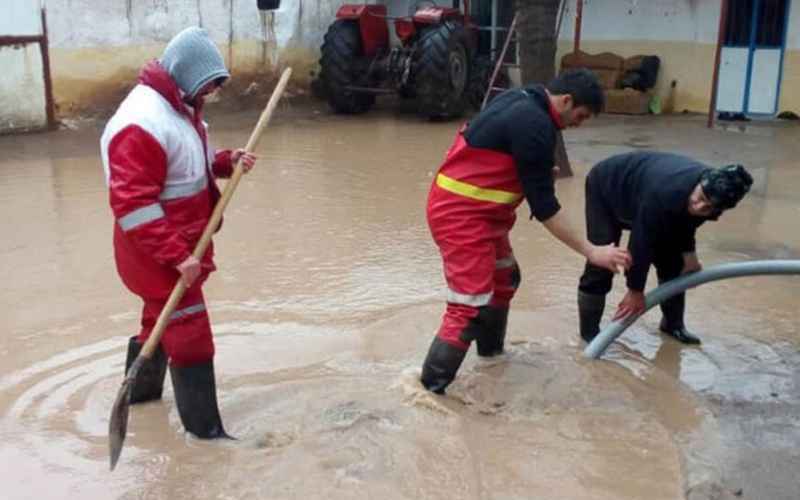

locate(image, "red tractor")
[[315, 1, 494, 120]]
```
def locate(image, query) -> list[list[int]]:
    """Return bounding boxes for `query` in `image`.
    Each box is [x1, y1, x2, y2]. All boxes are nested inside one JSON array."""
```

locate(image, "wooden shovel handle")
[[138, 67, 292, 359]]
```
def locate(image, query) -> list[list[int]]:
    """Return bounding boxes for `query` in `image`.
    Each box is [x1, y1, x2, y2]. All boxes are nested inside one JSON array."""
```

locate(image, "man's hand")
[[613, 289, 646, 320], [176, 255, 201, 287], [588, 243, 632, 274], [681, 252, 702, 275], [231, 149, 257, 173], [552, 166, 561, 180]]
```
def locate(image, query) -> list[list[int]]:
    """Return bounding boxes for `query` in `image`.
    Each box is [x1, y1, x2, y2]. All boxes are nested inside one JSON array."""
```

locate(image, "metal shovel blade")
[[109, 358, 141, 470]]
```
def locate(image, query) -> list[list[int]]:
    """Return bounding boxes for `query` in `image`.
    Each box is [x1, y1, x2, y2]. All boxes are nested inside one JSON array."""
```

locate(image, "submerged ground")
[[0, 99, 798, 499]]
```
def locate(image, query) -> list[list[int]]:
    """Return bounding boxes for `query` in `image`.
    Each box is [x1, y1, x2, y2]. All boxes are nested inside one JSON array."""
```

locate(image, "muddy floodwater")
[[0, 100, 798, 500]]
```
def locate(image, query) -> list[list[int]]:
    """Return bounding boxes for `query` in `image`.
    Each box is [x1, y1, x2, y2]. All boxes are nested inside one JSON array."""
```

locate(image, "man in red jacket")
[[421, 69, 632, 394], [100, 27, 256, 438]]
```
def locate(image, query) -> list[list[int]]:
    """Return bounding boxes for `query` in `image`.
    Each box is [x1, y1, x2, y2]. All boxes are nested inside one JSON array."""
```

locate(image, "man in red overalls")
[[421, 69, 632, 394]]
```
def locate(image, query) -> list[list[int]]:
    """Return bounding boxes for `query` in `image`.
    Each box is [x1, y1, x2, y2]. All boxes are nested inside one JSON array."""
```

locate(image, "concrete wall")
[[38, 0, 364, 115], [1, 0, 47, 132], [13, 0, 797, 118], [556, 0, 799, 115]]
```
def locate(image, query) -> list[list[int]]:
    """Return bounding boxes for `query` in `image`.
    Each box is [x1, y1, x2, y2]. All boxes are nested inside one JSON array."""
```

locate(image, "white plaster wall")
[[0, 45, 47, 131], [558, 0, 721, 44]]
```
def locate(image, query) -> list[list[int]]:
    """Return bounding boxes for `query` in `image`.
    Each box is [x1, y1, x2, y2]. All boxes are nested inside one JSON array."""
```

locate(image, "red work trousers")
[[136, 277, 214, 367], [427, 185, 521, 351]]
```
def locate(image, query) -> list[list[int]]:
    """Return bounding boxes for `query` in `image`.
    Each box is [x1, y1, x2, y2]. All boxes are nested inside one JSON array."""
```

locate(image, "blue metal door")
[[716, 0, 790, 116]]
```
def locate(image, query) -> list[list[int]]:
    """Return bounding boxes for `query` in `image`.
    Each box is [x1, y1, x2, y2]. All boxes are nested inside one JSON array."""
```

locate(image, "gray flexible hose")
[[583, 260, 800, 359]]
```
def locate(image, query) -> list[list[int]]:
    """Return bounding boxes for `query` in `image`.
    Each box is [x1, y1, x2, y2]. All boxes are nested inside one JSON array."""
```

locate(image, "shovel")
[[109, 67, 292, 471]]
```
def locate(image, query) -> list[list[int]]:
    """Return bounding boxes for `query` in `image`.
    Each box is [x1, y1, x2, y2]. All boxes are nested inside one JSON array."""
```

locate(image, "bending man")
[[578, 151, 753, 344]]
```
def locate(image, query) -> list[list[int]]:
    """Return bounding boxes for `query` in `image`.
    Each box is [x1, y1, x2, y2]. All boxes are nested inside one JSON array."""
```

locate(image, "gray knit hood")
[[159, 27, 230, 99]]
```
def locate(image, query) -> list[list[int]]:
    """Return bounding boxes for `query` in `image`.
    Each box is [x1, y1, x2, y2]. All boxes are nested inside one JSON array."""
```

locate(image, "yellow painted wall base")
[[50, 41, 319, 116], [779, 49, 800, 113], [48, 37, 800, 118]]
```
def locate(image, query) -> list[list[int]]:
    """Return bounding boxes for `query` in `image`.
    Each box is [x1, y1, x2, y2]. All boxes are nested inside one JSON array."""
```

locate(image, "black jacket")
[[464, 85, 561, 222], [589, 151, 711, 291]]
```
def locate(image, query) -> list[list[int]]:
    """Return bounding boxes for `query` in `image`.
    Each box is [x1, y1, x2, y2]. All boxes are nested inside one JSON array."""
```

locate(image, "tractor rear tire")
[[467, 56, 511, 110], [414, 21, 471, 120], [466, 55, 492, 110], [319, 20, 375, 114]]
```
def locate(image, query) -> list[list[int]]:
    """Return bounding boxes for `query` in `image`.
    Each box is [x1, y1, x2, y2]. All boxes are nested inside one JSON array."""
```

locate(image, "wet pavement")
[[0, 98, 798, 499]]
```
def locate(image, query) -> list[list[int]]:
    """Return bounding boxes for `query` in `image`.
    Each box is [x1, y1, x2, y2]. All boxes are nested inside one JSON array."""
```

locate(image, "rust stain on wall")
[[228, 0, 235, 71], [260, 10, 278, 67], [126, 0, 133, 34]]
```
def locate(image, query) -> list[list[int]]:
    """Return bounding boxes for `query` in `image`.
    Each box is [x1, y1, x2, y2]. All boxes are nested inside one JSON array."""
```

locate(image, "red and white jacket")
[[100, 61, 234, 299]]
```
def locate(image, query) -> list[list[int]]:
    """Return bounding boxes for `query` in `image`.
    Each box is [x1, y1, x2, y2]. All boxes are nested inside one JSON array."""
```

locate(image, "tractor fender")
[[413, 9, 475, 54], [335, 4, 389, 57], [413, 7, 463, 25]]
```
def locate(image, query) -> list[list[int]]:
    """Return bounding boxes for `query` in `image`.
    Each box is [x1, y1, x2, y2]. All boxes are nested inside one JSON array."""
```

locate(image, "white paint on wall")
[[0, 45, 47, 131], [1, 0, 47, 132], [749, 49, 782, 114], [41, 0, 351, 53], [716, 47, 748, 112], [2, 0, 43, 36], [558, 0, 721, 44]]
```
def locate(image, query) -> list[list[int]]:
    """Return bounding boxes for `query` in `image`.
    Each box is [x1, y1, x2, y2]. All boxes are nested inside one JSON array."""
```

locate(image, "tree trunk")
[[515, 0, 561, 85], [515, 0, 572, 178]]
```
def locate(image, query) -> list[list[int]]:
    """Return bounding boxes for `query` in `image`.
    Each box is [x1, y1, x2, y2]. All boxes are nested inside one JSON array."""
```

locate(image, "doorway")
[[716, 0, 791, 116]]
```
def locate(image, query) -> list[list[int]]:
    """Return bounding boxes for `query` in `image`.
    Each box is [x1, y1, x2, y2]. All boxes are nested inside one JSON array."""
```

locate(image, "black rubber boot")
[[169, 361, 233, 439], [578, 291, 606, 343], [420, 337, 468, 395], [475, 307, 509, 357], [125, 336, 168, 404], [658, 293, 701, 345]]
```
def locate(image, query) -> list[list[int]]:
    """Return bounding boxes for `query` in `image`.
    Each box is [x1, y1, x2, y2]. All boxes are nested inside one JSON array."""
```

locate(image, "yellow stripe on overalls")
[[436, 173, 522, 205]]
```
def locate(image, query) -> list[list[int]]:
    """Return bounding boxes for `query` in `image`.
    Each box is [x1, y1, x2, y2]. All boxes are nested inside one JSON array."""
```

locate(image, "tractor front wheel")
[[319, 20, 375, 114]]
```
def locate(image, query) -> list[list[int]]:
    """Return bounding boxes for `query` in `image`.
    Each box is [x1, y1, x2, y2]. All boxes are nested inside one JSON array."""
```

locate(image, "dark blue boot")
[[659, 292, 701, 345], [125, 336, 168, 404], [169, 361, 234, 439]]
